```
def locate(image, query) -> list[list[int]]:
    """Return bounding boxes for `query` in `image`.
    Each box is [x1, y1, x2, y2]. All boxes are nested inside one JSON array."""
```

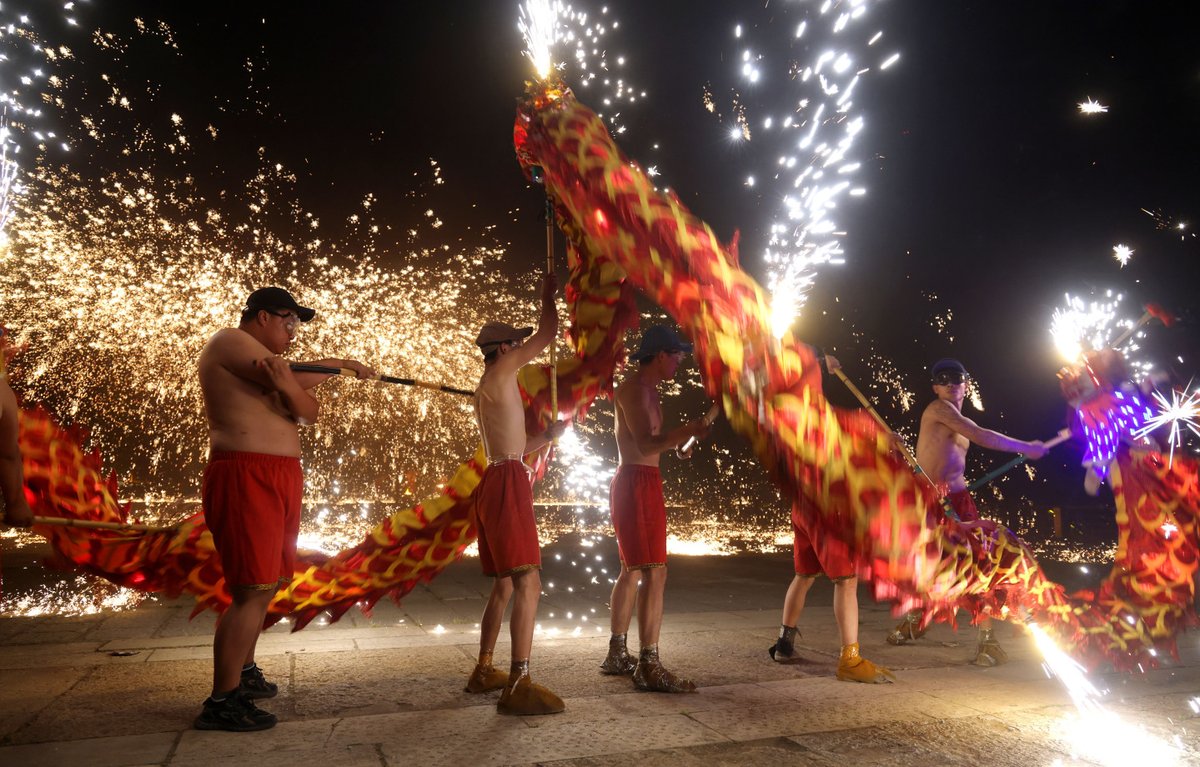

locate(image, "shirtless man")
[[770, 353, 893, 684], [601, 325, 710, 693], [468, 273, 565, 716], [0, 328, 34, 532], [888, 357, 1047, 665], [195, 287, 375, 731]]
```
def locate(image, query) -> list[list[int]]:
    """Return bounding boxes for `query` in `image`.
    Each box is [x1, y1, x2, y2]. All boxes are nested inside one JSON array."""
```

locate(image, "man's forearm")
[[280, 388, 320, 425], [975, 429, 1027, 454], [0, 456, 25, 508]]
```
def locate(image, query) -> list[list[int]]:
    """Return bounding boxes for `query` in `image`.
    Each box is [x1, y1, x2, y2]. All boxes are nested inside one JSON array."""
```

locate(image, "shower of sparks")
[[0, 575, 149, 617], [1132, 384, 1200, 468], [0, 13, 793, 618], [1077, 97, 1109, 115], [1050, 290, 1153, 378], [0, 16, 528, 543], [554, 425, 616, 505], [517, 2, 645, 134], [1029, 624, 1185, 766], [0, 5, 78, 238], [1112, 243, 1133, 267], [518, 0, 559, 79], [711, 1, 897, 337]]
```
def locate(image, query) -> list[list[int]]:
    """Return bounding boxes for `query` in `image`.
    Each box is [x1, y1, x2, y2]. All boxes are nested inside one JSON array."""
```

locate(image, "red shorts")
[[474, 460, 541, 577], [610, 464, 667, 569], [791, 496, 856, 579], [945, 489, 981, 523], [202, 451, 303, 590]]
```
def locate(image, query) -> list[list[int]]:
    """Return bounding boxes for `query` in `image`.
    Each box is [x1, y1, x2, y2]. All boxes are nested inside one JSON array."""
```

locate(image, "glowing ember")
[[1078, 97, 1109, 114]]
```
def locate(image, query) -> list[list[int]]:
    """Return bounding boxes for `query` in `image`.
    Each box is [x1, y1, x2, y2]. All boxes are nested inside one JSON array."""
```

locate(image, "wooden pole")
[[30, 516, 170, 533], [288, 364, 473, 397], [545, 193, 558, 423]]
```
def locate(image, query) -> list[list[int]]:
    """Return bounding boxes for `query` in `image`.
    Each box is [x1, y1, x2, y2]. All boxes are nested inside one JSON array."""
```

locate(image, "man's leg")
[[466, 576, 513, 693], [631, 566, 695, 693], [973, 615, 1008, 666], [195, 587, 278, 731], [833, 577, 894, 684], [497, 567, 564, 715], [635, 566, 667, 649], [601, 566, 641, 674], [213, 588, 274, 697], [832, 576, 859, 646], [509, 568, 539, 663], [770, 574, 814, 662]]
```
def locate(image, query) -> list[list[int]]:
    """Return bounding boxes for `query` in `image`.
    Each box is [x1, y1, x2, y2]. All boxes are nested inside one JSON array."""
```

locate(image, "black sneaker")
[[194, 692, 277, 732], [239, 664, 279, 699]]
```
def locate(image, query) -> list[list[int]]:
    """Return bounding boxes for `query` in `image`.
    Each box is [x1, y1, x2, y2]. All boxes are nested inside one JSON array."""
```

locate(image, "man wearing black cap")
[[467, 273, 567, 715], [888, 357, 1047, 665], [194, 286, 375, 731], [602, 324, 711, 692]]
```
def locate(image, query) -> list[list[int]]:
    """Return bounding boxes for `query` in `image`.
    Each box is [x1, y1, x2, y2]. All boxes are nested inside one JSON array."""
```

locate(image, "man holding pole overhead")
[[194, 287, 375, 732], [467, 273, 567, 716]]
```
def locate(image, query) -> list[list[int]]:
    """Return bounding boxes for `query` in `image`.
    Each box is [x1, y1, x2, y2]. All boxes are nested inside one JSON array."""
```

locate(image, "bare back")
[[916, 400, 970, 493], [199, 328, 301, 457], [474, 364, 528, 459], [614, 373, 663, 467]]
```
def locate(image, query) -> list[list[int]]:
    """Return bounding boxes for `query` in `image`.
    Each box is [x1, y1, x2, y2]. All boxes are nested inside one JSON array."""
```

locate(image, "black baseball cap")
[[245, 287, 315, 322], [931, 358, 968, 380]]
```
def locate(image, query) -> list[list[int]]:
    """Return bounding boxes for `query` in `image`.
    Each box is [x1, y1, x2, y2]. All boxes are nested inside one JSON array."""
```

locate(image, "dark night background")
[[18, 1, 1200, 520]]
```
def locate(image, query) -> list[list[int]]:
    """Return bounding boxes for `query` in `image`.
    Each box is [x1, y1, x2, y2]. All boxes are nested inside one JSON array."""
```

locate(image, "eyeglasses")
[[265, 309, 301, 330], [933, 372, 968, 386]]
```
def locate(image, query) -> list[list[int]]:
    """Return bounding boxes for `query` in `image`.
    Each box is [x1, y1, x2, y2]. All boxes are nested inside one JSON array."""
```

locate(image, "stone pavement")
[[1, 541, 1198, 766]]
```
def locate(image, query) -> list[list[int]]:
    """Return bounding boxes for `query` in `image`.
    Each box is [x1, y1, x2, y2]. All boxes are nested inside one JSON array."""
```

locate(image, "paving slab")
[[2, 548, 1198, 766]]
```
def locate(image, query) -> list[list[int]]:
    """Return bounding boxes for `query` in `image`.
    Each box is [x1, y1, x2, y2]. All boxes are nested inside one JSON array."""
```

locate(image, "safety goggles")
[[932, 371, 968, 386]]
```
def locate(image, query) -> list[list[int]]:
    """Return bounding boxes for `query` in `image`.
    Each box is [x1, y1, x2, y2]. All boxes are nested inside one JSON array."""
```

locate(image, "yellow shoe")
[[496, 674, 565, 716], [836, 643, 895, 684], [464, 662, 508, 693]]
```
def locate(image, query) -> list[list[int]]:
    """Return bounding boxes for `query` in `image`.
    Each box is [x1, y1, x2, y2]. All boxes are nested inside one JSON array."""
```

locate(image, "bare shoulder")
[[201, 328, 263, 362], [923, 399, 956, 421], [615, 376, 650, 410]]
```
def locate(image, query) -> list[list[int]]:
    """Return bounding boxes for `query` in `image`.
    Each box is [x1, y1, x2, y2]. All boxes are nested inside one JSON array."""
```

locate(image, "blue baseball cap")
[[635, 325, 693, 361]]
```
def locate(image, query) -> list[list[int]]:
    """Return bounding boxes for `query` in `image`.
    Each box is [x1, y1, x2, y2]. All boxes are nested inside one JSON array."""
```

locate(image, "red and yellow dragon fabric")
[[14, 81, 1197, 669]]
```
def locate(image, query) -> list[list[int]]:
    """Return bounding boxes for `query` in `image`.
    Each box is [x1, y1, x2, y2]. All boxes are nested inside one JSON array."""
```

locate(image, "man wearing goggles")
[[889, 358, 1047, 666]]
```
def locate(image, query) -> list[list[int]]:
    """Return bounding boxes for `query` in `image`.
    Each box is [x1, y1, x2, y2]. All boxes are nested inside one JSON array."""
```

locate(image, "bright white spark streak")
[[717, 5, 895, 337], [1029, 624, 1184, 766], [1079, 97, 1109, 114], [518, 0, 559, 79], [1133, 385, 1200, 468]]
